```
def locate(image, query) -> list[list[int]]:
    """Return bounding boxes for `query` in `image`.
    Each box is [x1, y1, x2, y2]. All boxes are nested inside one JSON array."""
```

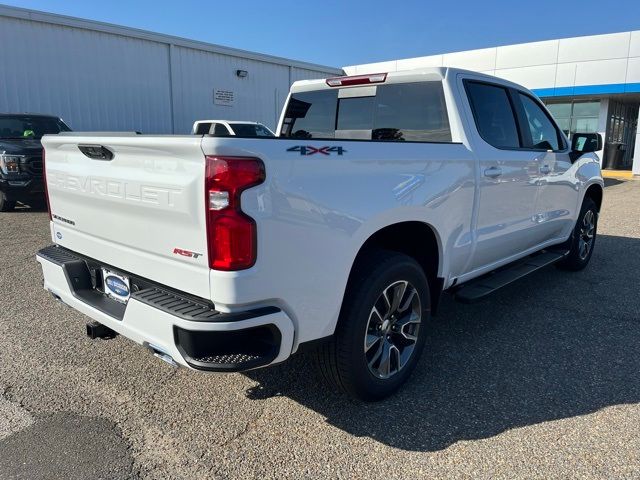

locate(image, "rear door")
[[42, 135, 211, 299], [462, 79, 541, 271]]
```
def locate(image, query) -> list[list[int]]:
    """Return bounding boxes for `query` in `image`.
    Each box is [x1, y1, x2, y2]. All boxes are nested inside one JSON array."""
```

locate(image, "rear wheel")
[[314, 250, 430, 401], [556, 197, 598, 271], [0, 192, 16, 212]]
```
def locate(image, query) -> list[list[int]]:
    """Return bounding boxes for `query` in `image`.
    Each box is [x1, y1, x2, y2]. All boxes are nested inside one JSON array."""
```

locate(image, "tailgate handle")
[[78, 145, 114, 161]]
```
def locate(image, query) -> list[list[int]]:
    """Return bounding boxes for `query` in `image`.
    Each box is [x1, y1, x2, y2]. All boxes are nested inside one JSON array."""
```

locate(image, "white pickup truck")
[[37, 67, 604, 401]]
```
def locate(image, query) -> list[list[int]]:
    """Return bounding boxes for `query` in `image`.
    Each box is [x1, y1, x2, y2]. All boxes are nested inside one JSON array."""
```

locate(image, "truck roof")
[[290, 67, 524, 93], [0, 113, 63, 119], [194, 120, 264, 125]]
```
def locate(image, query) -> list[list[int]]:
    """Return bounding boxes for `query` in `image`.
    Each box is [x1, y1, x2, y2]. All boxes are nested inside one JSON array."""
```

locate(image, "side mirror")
[[571, 132, 602, 153]]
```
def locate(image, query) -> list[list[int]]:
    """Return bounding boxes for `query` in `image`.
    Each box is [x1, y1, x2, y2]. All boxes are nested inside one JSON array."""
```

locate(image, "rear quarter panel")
[[203, 137, 476, 345]]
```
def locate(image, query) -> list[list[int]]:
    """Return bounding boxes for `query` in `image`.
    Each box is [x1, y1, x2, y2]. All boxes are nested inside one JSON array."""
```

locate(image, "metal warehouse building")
[[346, 31, 640, 176], [0, 5, 341, 134]]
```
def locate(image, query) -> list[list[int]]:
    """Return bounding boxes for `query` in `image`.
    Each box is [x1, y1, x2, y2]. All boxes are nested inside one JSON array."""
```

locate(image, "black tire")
[[0, 192, 16, 212], [314, 250, 431, 401], [556, 197, 598, 271]]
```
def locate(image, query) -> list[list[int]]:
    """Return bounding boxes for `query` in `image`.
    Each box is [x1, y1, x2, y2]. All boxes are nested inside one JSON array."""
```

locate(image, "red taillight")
[[325, 72, 387, 87], [205, 156, 265, 271], [42, 148, 52, 220]]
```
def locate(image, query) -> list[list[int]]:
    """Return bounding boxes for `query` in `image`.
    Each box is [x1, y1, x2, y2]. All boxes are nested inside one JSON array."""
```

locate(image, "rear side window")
[[465, 81, 520, 149], [280, 82, 452, 142], [518, 93, 562, 150]]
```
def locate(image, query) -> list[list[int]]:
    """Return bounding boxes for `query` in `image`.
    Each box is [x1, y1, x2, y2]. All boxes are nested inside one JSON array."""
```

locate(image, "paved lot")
[[1, 179, 639, 479]]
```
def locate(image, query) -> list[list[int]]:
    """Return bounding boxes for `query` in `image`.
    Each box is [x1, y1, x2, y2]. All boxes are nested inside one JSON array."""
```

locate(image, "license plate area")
[[101, 268, 131, 304]]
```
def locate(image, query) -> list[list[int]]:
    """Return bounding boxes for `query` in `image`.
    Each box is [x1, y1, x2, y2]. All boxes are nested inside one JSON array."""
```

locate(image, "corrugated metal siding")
[[0, 16, 173, 133], [171, 46, 291, 133], [0, 10, 341, 134]]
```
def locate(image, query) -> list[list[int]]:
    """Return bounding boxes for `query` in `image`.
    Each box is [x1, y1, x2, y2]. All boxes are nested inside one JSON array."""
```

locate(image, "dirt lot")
[[1, 178, 639, 479]]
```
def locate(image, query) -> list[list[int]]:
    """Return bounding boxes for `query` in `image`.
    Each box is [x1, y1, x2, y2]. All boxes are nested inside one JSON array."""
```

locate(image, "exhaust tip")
[[86, 321, 117, 340], [144, 342, 178, 368]]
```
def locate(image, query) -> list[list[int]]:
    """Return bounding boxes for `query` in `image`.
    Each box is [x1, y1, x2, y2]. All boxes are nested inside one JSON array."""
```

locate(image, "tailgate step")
[[132, 287, 220, 321], [454, 250, 568, 303]]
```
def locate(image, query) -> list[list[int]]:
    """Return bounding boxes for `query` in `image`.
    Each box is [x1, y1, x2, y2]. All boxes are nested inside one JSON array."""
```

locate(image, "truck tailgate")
[[42, 134, 211, 299]]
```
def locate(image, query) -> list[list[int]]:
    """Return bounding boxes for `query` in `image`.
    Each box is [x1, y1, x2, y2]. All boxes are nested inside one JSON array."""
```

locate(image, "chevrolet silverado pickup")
[[37, 68, 604, 401]]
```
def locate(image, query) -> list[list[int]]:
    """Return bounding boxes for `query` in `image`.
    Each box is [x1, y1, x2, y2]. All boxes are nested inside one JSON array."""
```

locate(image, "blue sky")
[[5, 0, 640, 67]]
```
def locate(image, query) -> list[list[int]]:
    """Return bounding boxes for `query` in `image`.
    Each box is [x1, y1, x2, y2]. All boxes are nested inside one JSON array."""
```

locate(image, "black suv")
[[0, 114, 71, 211]]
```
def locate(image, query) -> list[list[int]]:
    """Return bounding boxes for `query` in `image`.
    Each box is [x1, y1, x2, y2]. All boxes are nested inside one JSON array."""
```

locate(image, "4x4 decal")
[[287, 146, 346, 156]]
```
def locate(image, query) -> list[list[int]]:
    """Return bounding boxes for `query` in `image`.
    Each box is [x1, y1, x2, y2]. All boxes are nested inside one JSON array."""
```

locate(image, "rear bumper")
[[36, 245, 295, 371]]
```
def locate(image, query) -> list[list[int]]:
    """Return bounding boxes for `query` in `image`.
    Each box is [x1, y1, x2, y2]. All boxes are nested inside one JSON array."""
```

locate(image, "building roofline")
[[344, 29, 640, 72], [0, 3, 343, 74]]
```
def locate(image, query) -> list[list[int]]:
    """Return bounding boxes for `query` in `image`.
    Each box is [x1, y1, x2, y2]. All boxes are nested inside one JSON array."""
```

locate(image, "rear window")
[[280, 81, 451, 142], [281, 90, 338, 139]]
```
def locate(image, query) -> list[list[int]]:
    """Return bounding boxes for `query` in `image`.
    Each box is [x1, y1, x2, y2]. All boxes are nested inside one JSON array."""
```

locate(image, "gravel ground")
[[0, 178, 639, 479]]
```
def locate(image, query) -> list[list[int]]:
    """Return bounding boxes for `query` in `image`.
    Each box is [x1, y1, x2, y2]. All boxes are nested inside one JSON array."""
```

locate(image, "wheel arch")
[[583, 182, 604, 212], [342, 221, 444, 317]]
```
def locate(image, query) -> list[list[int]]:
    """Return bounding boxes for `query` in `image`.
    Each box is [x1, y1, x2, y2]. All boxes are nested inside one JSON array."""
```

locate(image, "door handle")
[[540, 164, 551, 174], [484, 166, 502, 178]]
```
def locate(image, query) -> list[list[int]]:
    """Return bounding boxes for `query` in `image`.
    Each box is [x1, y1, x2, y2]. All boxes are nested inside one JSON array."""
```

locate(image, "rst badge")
[[287, 146, 346, 156], [173, 248, 203, 260]]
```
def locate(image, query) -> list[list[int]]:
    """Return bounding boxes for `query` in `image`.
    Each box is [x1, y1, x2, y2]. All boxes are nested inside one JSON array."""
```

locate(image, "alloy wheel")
[[364, 280, 422, 379], [578, 209, 596, 260]]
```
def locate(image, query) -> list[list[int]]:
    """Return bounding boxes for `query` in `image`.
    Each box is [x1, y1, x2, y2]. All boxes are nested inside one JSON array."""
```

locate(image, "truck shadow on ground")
[[244, 233, 640, 452]]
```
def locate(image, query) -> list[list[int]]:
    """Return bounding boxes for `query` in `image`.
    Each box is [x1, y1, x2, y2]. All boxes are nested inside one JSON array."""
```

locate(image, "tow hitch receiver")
[[86, 321, 117, 340]]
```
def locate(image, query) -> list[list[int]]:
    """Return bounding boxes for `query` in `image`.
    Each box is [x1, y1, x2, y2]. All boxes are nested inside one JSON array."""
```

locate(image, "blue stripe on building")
[[533, 83, 640, 98]]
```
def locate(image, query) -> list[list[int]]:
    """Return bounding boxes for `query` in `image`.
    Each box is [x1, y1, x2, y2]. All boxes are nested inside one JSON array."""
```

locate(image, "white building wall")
[[0, 5, 341, 134], [345, 31, 640, 174], [344, 30, 640, 92]]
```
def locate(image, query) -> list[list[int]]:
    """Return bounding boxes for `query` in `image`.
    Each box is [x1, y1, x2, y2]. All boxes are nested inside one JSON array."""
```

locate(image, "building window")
[[545, 101, 600, 138]]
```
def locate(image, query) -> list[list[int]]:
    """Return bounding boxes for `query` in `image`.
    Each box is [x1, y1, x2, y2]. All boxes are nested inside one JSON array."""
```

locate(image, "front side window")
[[465, 82, 520, 149], [280, 82, 452, 142], [518, 93, 561, 150]]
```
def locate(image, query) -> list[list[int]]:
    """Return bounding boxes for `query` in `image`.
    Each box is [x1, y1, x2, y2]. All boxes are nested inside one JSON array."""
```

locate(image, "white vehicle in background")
[[37, 67, 603, 401], [192, 120, 275, 137]]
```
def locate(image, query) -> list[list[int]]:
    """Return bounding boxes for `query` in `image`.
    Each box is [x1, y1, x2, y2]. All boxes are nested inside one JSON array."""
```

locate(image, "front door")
[[515, 92, 578, 243]]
